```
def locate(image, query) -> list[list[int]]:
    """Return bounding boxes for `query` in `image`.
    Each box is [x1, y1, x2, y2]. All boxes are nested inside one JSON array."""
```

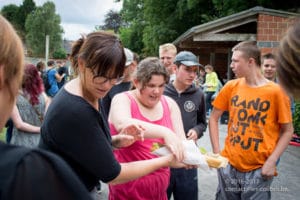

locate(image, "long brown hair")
[[277, 18, 300, 98], [70, 31, 126, 79], [0, 15, 24, 100]]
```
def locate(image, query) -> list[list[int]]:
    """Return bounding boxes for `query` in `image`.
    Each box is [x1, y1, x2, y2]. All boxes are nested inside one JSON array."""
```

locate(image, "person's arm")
[[55, 71, 65, 83], [109, 154, 186, 185], [10, 105, 40, 133], [166, 96, 186, 140], [209, 107, 224, 153], [109, 92, 185, 161], [43, 92, 51, 113], [261, 122, 293, 178]]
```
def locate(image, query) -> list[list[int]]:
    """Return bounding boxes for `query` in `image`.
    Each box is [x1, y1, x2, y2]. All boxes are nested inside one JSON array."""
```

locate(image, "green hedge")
[[293, 101, 300, 137]]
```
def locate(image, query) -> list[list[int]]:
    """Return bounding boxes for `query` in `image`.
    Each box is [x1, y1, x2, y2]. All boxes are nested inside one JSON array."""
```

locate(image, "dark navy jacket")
[[164, 83, 206, 139]]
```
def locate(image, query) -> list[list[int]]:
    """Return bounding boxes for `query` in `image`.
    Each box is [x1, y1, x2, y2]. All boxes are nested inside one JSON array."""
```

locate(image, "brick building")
[[173, 6, 299, 81]]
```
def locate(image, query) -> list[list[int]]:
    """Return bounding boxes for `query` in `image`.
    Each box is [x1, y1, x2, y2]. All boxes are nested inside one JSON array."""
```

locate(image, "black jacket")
[[0, 142, 92, 200], [164, 83, 206, 139]]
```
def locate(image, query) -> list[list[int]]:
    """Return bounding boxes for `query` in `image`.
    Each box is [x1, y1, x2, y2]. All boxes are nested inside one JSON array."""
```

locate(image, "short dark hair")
[[133, 57, 169, 88], [232, 41, 261, 66], [47, 60, 55, 66], [261, 53, 276, 63]]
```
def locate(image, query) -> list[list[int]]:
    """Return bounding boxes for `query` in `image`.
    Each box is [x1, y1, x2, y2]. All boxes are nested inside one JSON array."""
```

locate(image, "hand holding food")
[[151, 142, 228, 169]]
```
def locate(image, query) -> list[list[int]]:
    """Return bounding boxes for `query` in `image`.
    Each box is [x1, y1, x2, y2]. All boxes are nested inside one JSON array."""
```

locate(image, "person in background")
[[39, 32, 187, 199], [159, 43, 177, 82], [262, 53, 295, 115], [108, 57, 191, 200], [202, 64, 218, 115], [57, 60, 69, 89], [10, 64, 51, 148], [0, 14, 93, 200], [209, 41, 293, 200], [261, 53, 277, 82], [46, 60, 65, 97], [164, 51, 206, 200], [277, 19, 300, 99], [36, 61, 46, 78], [101, 48, 138, 118]]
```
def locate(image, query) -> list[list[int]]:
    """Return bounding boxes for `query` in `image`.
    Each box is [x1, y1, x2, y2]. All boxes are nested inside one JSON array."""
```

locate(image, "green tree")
[[1, 0, 36, 41], [52, 48, 67, 59], [97, 9, 123, 33], [16, 0, 36, 39], [1, 4, 20, 32], [119, 0, 299, 56], [25, 2, 63, 57], [119, 0, 145, 55]]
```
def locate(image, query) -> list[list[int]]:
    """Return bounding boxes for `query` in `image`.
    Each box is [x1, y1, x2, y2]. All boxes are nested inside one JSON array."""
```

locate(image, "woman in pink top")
[[109, 57, 187, 200]]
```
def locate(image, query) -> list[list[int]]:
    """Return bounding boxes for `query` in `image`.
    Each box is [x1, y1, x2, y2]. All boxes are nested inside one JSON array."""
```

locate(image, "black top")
[[39, 88, 121, 191], [0, 142, 92, 200], [101, 82, 132, 117], [164, 83, 207, 139], [57, 66, 68, 89]]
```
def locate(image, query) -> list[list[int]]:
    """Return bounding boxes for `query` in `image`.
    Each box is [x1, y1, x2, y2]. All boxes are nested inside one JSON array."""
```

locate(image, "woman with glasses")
[[0, 14, 93, 200], [108, 57, 189, 200], [39, 32, 187, 199]]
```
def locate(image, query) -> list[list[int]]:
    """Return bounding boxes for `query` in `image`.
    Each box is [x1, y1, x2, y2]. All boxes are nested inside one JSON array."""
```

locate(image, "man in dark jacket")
[[164, 51, 206, 200]]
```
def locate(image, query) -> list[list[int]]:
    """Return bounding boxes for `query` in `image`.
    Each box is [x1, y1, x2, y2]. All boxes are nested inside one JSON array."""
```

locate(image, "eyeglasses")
[[90, 68, 124, 85], [93, 76, 124, 85]]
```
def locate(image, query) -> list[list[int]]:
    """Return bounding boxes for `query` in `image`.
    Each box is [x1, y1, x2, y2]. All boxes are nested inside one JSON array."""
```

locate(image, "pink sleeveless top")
[[109, 92, 173, 200]]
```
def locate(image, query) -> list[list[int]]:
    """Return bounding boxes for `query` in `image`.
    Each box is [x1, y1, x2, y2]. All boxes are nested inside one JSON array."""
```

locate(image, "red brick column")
[[257, 14, 296, 54]]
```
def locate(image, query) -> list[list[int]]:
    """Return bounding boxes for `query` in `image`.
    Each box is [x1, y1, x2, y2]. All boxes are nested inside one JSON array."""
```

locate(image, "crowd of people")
[[0, 12, 299, 200]]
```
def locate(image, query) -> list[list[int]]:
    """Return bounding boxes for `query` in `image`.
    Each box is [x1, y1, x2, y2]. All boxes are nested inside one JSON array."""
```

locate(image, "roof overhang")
[[173, 6, 299, 47]]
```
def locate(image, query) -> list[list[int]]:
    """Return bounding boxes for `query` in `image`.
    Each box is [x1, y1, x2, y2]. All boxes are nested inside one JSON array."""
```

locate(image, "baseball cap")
[[174, 51, 202, 67], [124, 48, 134, 66]]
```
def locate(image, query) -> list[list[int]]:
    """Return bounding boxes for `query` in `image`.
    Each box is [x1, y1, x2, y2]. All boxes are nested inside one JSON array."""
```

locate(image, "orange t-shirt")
[[212, 78, 292, 172]]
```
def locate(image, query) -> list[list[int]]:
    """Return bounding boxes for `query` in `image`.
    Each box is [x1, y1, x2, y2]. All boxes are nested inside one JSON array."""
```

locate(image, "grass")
[[0, 128, 6, 142]]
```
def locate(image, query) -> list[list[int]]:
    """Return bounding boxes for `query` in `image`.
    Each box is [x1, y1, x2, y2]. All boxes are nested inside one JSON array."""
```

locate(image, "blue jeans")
[[205, 91, 215, 114], [167, 168, 198, 200]]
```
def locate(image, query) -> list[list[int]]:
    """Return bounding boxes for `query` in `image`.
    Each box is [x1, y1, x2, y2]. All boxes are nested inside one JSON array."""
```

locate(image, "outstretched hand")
[[163, 132, 185, 162], [113, 124, 145, 148]]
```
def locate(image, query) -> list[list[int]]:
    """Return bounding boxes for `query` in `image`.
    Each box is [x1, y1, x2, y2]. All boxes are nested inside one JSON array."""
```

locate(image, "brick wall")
[[257, 14, 296, 54]]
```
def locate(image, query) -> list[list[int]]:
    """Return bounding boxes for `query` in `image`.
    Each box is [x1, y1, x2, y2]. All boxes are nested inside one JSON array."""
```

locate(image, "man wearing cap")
[[164, 51, 206, 200], [101, 48, 138, 118]]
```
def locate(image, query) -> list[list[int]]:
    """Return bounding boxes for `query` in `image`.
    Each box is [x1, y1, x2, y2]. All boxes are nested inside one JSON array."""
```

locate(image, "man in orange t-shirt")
[[209, 41, 293, 200]]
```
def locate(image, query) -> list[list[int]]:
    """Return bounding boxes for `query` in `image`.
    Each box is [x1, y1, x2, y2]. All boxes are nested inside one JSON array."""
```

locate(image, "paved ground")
[[98, 124, 300, 200]]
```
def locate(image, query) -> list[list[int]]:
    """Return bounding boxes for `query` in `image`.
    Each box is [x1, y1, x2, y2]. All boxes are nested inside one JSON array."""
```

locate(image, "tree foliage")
[[97, 9, 124, 33], [0, 0, 36, 40], [25, 2, 63, 57], [0, 4, 19, 28], [115, 0, 299, 56]]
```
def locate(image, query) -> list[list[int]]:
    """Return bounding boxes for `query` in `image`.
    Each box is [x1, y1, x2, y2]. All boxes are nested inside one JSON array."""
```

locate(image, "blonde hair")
[[204, 64, 214, 71], [159, 43, 177, 55], [0, 15, 24, 100]]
